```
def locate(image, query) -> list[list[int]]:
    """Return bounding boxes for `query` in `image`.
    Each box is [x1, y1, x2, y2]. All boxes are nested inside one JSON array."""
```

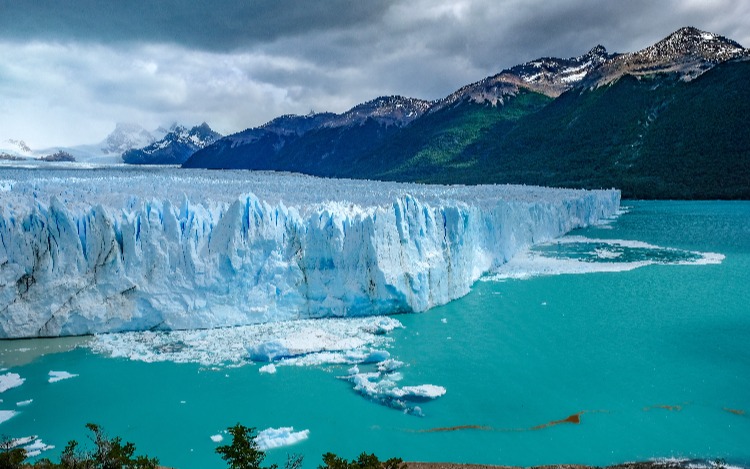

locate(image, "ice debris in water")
[[89, 316, 403, 367], [258, 364, 277, 374], [343, 363, 445, 416], [0, 373, 24, 393], [485, 236, 724, 280], [255, 427, 310, 451], [48, 371, 78, 383], [0, 167, 620, 338], [8, 436, 55, 457], [0, 410, 17, 424]]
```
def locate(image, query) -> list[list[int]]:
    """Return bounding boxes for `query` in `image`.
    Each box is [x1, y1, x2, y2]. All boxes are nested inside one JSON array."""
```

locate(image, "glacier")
[[0, 167, 620, 338]]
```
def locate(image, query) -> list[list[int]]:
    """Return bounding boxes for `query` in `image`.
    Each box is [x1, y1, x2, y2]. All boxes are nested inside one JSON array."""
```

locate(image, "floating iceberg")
[[0, 409, 16, 424], [255, 426, 310, 451], [48, 371, 78, 383], [0, 167, 620, 338], [0, 372, 24, 393]]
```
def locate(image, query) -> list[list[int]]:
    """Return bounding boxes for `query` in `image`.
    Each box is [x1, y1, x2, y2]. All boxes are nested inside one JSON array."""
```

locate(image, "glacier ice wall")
[[0, 168, 620, 338]]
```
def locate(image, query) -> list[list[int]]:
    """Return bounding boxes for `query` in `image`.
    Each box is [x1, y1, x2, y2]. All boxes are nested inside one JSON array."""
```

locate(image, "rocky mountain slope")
[[183, 96, 430, 170], [185, 27, 749, 199], [122, 123, 221, 165]]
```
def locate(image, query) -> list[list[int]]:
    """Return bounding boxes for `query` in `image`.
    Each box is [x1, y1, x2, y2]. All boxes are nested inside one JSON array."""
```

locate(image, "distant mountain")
[[0, 139, 34, 158], [183, 96, 430, 171], [184, 27, 749, 199], [585, 26, 748, 86], [122, 123, 221, 165], [100, 123, 157, 156]]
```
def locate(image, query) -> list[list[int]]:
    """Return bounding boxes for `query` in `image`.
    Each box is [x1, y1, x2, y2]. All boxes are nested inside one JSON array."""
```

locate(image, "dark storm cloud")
[[0, 0, 396, 50], [0, 0, 747, 147]]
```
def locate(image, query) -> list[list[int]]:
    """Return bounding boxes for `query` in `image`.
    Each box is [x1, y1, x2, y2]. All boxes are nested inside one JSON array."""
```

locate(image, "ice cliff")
[[0, 168, 620, 338]]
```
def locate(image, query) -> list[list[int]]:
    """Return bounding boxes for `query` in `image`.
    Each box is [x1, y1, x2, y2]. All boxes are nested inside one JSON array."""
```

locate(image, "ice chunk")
[[344, 370, 445, 415], [16, 399, 33, 406], [255, 427, 310, 451], [0, 410, 16, 424], [248, 342, 291, 362], [258, 364, 277, 374], [0, 168, 620, 338], [0, 373, 24, 393], [48, 371, 78, 383], [22, 439, 55, 457], [210, 434, 224, 443]]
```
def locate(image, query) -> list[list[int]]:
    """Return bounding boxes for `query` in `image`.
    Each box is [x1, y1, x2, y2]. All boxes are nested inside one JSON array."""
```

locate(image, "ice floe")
[[255, 427, 310, 451], [0, 372, 25, 393], [16, 399, 33, 406], [7, 436, 55, 457], [484, 236, 724, 280], [48, 370, 79, 383], [0, 410, 17, 424], [258, 364, 277, 374], [343, 364, 445, 416], [89, 316, 403, 368]]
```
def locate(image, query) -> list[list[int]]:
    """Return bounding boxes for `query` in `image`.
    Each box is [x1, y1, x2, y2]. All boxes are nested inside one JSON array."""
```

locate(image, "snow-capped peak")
[[101, 123, 157, 155], [121, 123, 222, 165]]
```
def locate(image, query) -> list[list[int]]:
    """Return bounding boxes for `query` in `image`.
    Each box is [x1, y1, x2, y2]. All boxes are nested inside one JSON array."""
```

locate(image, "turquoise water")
[[1, 201, 749, 468]]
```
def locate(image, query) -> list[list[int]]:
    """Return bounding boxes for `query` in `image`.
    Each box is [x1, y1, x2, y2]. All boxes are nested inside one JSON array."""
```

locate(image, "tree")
[[216, 424, 275, 469], [0, 437, 27, 469], [57, 423, 158, 469], [319, 452, 405, 469]]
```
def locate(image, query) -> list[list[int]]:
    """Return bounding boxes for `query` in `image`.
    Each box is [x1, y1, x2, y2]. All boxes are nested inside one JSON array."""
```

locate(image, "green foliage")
[[319, 452, 405, 469], [215, 424, 276, 469], [2, 424, 158, 469], [1, 437, 27, 469]]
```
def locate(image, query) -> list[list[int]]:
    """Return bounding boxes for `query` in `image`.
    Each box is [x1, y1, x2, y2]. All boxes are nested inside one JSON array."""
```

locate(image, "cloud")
[[0, 0, 748, 147]]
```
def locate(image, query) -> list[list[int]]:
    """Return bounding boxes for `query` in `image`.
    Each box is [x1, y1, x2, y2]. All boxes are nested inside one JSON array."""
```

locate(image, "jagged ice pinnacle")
[[0, 168, 620, 338]]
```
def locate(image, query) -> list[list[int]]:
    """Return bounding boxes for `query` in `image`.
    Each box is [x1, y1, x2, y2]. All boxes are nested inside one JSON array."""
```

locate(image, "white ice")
[[0, 373, 24, 393], [255, 427, 310, 451], [48, 371, 79, 383], [0, 409, 16, 424], [258, 364, 277, 374], [484, 236, 724, 280], [90, 316, 402, 368], [16, 399, 33, 406], [210, 434, 224, 443], [0, 167, 619, 338], [22, 439, 55, 457]]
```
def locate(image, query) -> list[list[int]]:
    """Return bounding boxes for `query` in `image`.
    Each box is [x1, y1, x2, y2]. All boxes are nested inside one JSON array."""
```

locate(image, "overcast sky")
[[1, 0, 748, 148]]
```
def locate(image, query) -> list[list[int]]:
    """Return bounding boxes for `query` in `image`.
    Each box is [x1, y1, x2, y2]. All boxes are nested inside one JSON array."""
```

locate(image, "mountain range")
[[184, 27, 750, 199], [1, 122, 220, 165], [122, 123, 221, 165]]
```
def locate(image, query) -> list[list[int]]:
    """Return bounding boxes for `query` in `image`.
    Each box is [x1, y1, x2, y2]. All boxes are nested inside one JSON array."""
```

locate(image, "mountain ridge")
[[122, 123, 222, 165]]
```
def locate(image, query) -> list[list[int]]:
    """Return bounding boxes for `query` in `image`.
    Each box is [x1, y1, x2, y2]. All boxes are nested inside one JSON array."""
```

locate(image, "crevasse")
[[0, 169, 620, 338]]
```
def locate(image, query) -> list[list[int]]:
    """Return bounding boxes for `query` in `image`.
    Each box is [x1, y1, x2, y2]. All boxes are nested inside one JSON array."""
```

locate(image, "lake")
[[1, 200, 748, 469]]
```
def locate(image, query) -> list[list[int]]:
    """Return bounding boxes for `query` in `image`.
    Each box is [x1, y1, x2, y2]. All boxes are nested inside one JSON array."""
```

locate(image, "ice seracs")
[[0, 168, 620, 338]]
